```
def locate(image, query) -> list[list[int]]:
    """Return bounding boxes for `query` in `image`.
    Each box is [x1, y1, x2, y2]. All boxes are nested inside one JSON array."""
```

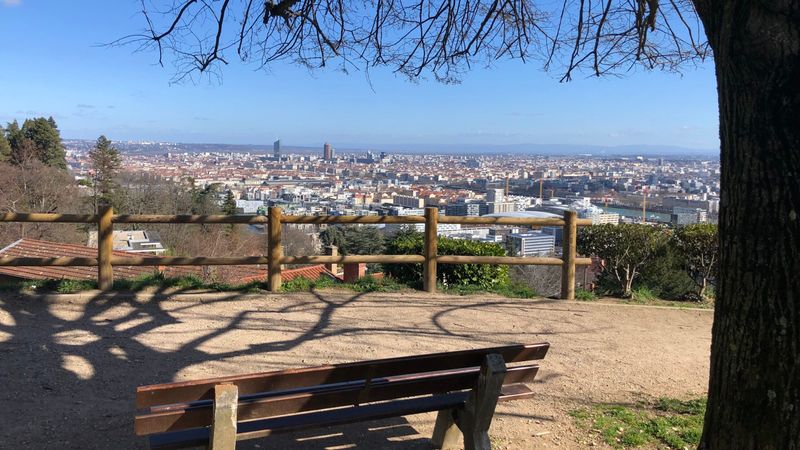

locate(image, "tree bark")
[[624, 275, 634, 297], [694, 0, 800, 447]]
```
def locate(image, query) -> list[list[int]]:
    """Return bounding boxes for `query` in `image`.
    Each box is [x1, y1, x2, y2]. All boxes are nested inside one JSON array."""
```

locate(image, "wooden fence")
[[0, 207, 592, 299]]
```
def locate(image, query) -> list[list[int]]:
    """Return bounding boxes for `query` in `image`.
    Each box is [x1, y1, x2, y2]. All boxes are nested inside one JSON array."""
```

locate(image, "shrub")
[[56, 279, 96, 293], [114, 272, 166, 291], [349, 275, 405, 293], [384, 231, 509, 289], [575, 289, 597, 301], [446, 281, 537, 298], [635, 247, 697, 300], [0, 278, 97, 293], [578, 224, 669, 297], [672, 223, 718, 298], [491, 282, 538, 298], [632, 286, 658, 302], [509, 265, 561, 298], [280, 276, 315, 291], [280, 275, 336, 292]]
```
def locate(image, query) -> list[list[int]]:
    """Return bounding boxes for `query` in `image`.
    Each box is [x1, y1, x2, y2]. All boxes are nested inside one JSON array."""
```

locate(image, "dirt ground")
[[0, 288, 712, 449]]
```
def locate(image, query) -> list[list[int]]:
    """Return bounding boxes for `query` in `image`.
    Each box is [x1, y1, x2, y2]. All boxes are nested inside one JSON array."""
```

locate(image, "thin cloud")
[[3, 0, 22, 7], [77, 104, 95, 109]]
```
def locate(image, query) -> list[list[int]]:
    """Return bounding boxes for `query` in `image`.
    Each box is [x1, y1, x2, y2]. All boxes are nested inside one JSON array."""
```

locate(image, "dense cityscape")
[[65, 138, 720, 258]]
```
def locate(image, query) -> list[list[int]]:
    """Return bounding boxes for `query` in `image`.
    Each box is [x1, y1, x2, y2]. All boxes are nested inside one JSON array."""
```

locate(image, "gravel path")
[[0, 289, 712, 449]]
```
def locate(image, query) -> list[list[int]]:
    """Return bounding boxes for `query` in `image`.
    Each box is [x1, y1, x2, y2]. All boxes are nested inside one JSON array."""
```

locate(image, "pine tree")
[[4, 121, 23, 162], [0, 127, 10, 162], [20, 117, 67, 169], [222, 190, 237, 215], [88, 135, 122, 211]]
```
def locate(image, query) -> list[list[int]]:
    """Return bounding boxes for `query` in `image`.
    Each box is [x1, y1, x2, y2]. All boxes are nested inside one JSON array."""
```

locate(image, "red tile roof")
[[240, 264, 342, 284], [0, 239, 339, 285]]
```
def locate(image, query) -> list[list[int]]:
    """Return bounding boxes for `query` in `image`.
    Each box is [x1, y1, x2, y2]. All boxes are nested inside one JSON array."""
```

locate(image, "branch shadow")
[[0, 287, 581, 449]]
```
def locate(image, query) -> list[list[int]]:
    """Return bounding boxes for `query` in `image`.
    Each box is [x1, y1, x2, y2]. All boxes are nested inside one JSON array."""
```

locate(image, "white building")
[[506, 231, 555, 257]]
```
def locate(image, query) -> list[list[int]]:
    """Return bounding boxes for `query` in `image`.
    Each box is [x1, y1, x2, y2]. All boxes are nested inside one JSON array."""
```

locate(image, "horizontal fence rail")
[[0, 213, 100, 223], [0, 207, 592, 298], [0, 213, 593, 226]]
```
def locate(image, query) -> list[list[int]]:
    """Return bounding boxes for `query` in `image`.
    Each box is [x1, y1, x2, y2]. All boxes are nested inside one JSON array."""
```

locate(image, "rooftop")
[[0, 238, 339, 285]]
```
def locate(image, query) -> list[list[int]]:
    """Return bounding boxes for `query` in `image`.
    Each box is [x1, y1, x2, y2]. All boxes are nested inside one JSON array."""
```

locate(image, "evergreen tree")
[[0, 127, 11, 162], [4, 121, 22, 153], [88, 135, 122, 211], [222, 190, 237, 215], [7, 117, 67, 168], [23, 117, 66, 168], [5, 121, 37, 165], [191, 183, 223, 215], [320, 225, 385, 256]]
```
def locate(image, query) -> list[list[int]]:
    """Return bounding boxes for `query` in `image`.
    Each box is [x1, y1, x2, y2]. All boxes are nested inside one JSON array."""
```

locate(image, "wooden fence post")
[[423, 207, 438, 293], [324, 245, 339, 275], [98, 205, 114, 291], [560, 210, 577, 300], [267, 206, 282, 291]]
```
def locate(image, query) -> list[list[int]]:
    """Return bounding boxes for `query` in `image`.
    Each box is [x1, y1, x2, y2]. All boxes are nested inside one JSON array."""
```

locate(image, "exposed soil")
[[0, 288, 712, 449]]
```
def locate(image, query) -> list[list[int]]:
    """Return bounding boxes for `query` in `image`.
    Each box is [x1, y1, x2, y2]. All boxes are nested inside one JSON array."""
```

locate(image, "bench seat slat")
[[148, 367, 478, 414], [137, 343, 549, 408], [149, 384, 533, 450], [136, 365, 539, 435]]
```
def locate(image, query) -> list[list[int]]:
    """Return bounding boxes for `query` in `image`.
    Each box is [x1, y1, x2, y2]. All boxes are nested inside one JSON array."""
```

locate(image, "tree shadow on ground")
[[0, 288, 599, 449]]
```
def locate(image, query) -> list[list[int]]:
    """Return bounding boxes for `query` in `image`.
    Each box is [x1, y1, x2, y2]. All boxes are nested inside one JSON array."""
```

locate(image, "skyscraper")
[[323, 142, 333, 161], [273, 139, 281, 159]]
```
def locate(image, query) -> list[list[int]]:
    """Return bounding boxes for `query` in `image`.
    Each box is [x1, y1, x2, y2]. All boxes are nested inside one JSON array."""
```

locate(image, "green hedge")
[[384, 231, 509, 289]]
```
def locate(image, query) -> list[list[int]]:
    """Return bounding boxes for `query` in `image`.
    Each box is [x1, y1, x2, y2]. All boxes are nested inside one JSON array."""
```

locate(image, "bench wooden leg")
[[458, 354, 508, 450], [210, 384, 238, 450], [432, 409, 461, 449]]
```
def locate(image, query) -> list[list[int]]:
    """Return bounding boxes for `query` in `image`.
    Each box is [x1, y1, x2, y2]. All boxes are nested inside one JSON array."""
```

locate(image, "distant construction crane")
[[539, 178, 544, 202], [642, 187, 648, 223]]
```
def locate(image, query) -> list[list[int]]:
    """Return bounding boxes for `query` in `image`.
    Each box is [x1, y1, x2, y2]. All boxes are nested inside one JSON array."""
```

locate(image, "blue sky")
[[0, 1, 720, 150]]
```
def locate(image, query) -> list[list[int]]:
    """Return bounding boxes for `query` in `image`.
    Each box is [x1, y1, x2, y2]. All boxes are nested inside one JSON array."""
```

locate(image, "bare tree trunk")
[[624, 276, 633, 297], [695, 0, 800, 447], [623, 266, 634, 297]]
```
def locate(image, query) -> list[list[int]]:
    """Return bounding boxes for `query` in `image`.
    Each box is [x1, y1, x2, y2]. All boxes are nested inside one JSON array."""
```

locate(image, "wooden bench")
[[135, 342, 549, 450]]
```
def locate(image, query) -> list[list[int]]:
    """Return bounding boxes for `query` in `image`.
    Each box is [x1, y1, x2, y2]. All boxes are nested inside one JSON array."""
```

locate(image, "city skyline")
[[1, 1, 719, 150], [64, 137, 719, 157]]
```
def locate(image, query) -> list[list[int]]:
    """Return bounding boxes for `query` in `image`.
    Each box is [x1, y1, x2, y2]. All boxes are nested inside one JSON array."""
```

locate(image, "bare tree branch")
[[115, 0, 709, 83]]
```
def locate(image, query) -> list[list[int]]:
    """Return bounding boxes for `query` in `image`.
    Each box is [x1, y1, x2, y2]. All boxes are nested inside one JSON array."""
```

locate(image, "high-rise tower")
[[273, 139, 281, 159], [323, 142, 333, 161]]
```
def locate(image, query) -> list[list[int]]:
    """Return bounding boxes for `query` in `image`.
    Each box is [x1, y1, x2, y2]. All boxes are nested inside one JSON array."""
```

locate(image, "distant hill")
[[64, 139, 718, 158], [345, 142, 718, 157]]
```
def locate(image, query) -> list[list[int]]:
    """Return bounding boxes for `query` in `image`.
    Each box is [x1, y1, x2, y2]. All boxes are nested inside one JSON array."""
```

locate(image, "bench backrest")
[[136, 342, 549, 436]]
